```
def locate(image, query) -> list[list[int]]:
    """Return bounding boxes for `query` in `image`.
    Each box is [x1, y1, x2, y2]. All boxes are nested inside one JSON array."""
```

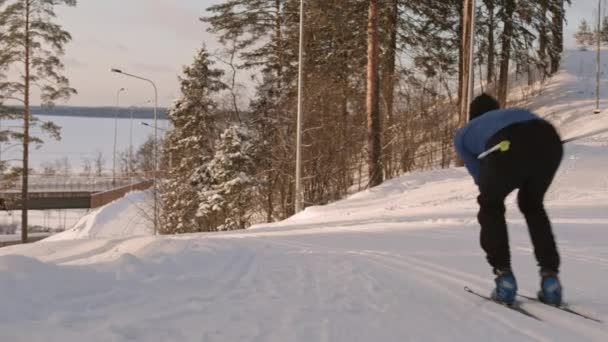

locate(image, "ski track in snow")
[[2, 211, 608, 341], [260, 234, 607, 341]]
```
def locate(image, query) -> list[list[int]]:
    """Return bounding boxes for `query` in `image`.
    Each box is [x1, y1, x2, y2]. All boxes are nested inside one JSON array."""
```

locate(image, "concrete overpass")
[[0, 177, 153, 210]]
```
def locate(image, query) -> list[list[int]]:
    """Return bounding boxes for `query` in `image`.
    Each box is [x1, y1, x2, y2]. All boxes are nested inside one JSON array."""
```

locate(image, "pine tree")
[[204, 0, 294, 218], [492, 0, 550, 104], [195, 125, 258, 231], [536, 0, 550, 77], [0, 105, 20, 174], [575, 19, 594, 46], [204, 0, 288, 85], [0, 0, 77, 242], [136, 135, 157, 177], [247, 74, 291, 221], [399, 1, 461, 79], [380, 0, 399, 178], [600, 16, 608, 44], [535, 0, 571, 77], [207, 0, 372, 214], [396, 0, 463, 133], [160, 47, 226, 234], [550, 0, 568, 74], [482, 0, 497, 86], [497, 0, 516, 107]]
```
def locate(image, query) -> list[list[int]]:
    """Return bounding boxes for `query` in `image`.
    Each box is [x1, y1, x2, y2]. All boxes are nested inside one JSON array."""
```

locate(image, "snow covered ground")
[[0, 50, 608, 341], [44, 191, 153, 241]]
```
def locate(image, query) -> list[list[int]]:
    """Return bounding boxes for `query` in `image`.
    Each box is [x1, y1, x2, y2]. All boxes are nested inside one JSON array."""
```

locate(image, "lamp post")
[[596, 0, 602, 114], [140, 122, 171, 171], [129, 99, 152, 180], [141, 122, 166, 131], [294, 0, 305, 213], [129, 106, 135, 181], [111, 69, 159, 235], [113, 87, 126, 186]]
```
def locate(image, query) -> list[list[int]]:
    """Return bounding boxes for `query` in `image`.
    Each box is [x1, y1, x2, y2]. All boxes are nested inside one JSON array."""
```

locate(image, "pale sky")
[[51, 0, 596, 107], [55, 0, 220, 107]]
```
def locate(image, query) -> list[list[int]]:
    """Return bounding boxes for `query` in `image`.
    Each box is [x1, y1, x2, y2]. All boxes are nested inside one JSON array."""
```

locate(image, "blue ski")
[[517, 293, 603, 323], [464, 286, 542, 321]]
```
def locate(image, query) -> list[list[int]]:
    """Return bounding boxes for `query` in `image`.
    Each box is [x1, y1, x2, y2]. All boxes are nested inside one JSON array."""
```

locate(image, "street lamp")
[[113, 87, 126, 186], [595, 0, 602, 114], [141, 121, 166, 131], [140, 122, 172, 170], [294, 0, 305, 213], [129, 100, 153, 178], [111, 68, 159, 236]]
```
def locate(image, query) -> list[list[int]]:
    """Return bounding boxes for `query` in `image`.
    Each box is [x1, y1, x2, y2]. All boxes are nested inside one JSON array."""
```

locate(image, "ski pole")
[[477, 140, 511, 160], [478, 126, 608, 160], [561, 126, 608, 144]]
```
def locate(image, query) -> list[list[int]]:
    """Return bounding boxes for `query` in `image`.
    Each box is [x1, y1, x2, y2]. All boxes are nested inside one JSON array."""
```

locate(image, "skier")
[[454, 93, 564, 306]]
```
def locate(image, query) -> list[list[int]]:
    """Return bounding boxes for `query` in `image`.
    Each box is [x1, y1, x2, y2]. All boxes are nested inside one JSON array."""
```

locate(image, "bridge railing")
[[0, 175, 147, 193]]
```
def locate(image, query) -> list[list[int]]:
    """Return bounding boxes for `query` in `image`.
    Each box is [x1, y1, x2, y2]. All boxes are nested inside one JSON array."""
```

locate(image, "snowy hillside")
[[526, 48, 608, 142], [1, 49, 608, 341]]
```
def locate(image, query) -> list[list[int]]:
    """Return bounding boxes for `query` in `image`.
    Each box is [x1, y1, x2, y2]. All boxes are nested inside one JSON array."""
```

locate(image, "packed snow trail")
[[2, 216, 608, 341], [1, 49, 608, 341]]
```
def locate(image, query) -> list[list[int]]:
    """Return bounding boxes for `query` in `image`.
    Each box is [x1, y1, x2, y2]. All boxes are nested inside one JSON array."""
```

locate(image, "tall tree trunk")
[[459, 0, 473, 125], [21, 0, 31, 243], [497, 0, 515, 107], [456, 0, 473, 168], [382, 0, 398, 178], [486, 0, 495, 87], [550, 0, 564, 74], [458, 1, 467, 122], [539, 0, 549, 79], [458, 2, 465, 117], [367, 0, 382, 187], [275, 0, 284, 86], [265, 180, 273, 222], [340, 86, 349, 195]]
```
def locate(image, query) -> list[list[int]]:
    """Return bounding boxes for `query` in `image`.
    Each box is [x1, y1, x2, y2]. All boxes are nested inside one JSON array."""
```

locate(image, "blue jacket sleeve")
[[454, 127, 481, 185]]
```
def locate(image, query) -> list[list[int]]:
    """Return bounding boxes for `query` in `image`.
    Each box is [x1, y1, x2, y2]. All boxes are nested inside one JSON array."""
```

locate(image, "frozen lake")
[[1, 115, 170, 172]]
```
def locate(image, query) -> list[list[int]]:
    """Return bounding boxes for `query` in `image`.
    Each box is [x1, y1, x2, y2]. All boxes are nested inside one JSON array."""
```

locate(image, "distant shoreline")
[[29, 106, 169, 120]]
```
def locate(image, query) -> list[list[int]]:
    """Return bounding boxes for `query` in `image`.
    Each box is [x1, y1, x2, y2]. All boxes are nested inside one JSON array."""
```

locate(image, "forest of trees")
[[158, 0, 572, 233], [574, 15, 608, 47], [0, 0, 575, 235]]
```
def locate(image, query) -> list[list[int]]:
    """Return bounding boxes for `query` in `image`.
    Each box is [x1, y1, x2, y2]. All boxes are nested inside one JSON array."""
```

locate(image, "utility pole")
[[295, 0, 305, 213], [595, 0, 602, 114]]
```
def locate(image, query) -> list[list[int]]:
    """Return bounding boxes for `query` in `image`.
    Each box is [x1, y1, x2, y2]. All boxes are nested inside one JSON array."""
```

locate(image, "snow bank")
[[45, 191, 153, 241]]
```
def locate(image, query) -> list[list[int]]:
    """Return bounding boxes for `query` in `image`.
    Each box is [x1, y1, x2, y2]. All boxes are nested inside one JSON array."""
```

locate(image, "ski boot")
[[538, 269, 562, 306], [491, 268, 518, 305]]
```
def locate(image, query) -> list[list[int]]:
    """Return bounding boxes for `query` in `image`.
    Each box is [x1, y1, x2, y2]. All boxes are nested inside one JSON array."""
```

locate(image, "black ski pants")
[[477, 119, 563, 274]]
